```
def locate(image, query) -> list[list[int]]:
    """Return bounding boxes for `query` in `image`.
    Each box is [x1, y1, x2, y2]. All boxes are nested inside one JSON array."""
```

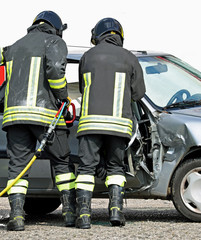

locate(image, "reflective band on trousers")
[[105, 175, 126, 187], [57, 182, 75, 191], [75, 174, 95, 183], [75, 183, 94, 192], [75, 174, 95, 192], [7, 179, 29, 195], [55, 173, 76, 183], [55, 172, 76, 191]]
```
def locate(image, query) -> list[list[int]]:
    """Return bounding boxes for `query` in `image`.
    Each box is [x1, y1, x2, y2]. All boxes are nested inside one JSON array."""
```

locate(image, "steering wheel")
[[167, 89, 191, 106]]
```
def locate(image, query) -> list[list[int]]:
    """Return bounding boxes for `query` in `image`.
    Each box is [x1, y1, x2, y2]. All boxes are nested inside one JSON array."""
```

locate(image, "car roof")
[[67, 45, 170, 62]]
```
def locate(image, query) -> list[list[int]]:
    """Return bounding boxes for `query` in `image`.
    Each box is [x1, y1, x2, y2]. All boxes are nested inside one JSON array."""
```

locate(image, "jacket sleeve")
[[78, 55, 85, 94], [0, 47, 5, 65], [131, 56, 146, 101], [46, 38, 68, 100]]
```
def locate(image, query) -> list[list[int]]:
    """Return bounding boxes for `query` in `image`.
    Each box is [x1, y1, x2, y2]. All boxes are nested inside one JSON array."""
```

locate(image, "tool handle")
[[66, 102, 76, 124]]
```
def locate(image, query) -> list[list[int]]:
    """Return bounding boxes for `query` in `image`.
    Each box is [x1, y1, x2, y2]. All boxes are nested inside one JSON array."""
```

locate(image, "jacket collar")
[[27, 23, 57, 36], [96, 33, 123, 47]]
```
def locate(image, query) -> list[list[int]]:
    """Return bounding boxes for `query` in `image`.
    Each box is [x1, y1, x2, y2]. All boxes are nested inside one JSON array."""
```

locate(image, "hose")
[[0, 102, 67, 197]]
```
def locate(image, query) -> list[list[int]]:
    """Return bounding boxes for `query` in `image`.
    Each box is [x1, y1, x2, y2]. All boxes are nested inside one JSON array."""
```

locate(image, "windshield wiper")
[[164, 100, 201, 109]]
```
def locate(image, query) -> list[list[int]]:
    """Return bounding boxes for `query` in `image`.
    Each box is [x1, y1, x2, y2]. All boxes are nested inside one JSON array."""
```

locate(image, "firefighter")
[[75, 18, 146, 229], [0, 11, 76, 231]]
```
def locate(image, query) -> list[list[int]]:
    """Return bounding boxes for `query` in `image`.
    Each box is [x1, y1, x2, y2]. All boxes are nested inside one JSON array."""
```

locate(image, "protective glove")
[[62, 96, 71, 108], [56, 97, 72, 120]]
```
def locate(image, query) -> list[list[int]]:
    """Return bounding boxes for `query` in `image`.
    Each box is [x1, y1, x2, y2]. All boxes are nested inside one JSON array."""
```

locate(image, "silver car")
[[1, 48, 201, 222]]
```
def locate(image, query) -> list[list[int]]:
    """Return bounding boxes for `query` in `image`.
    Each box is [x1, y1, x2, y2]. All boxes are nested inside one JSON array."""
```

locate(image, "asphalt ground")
[[0, 197, 201, 240]]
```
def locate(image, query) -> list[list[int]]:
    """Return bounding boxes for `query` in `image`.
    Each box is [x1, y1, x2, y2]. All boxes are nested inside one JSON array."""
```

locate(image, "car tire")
[[24, 197, 61, 215], [171, 158, 201, 221]]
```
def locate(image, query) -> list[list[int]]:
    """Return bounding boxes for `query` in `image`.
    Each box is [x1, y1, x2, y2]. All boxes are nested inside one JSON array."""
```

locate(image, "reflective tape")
[[105, 175, 126, 187], [4, 61, 13, 110], [81, 72, 91, 116], [75, 174, 95, 184], [0, 47, 4, 64], [113, 72, 126, 117], [75, 183, 94, 192], [27, 57, 41, 106], [75, 175, 95, 192], [55, 172, 76, 183], [48, 77, 67, 89], [57, 182, 75, 191], [3, 106, 66, 126], [7, 179, 29, 195]]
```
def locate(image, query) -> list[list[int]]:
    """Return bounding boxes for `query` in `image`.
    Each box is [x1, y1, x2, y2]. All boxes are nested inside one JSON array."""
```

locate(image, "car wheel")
[[171, 158, 201, 221], [24, 197, 61, 215]]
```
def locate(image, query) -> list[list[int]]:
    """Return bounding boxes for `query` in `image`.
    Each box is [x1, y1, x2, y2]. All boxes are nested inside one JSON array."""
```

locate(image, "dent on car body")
[[157, 110, 201, 163]]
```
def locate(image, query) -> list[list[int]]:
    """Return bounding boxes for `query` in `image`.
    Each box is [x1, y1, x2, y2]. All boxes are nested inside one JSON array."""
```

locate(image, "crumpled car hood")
[[172, 107, 201, 118], [157, 107, 201, 149]]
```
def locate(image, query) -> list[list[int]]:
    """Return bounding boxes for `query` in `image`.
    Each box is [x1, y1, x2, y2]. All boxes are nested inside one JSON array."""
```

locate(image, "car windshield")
[[139, 55, 201, 109]]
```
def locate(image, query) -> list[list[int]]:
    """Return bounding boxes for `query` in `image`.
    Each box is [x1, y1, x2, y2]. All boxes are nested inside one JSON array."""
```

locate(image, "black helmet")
[[33, 11, 67, 37], [91, 18, 124, 45]]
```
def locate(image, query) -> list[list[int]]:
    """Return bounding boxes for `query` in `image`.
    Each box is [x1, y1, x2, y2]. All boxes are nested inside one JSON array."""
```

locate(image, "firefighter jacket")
[[0, 23, 68, 131], [77, 34, 146, 139]]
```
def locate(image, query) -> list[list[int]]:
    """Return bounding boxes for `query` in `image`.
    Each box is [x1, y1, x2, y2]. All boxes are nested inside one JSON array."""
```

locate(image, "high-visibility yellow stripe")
[[105, 175, 126, 187], [79, 115, 132, 128], [80, 214, 91, 217], [113, 72, 126, 117], [77, 122, 132, 136], [75, 175, 95, 184], [0, 47, 4, 64], [75, 183, 94, 192], [55, 173, 76, 183], [57, 182, 75, 191], [27, 57, 41, 106], [7, 179, 29, 195], [81, 72, 91, 116], [3, 112, 66, 126], [4, 61, 13, 110], [3, 106, 66, 126], [48, 77, 67, 89], [4, 105, 59, 117]]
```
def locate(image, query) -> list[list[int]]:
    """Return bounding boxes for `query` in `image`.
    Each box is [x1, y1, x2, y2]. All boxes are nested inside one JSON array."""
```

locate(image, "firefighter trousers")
[[77, 134, 127, 177], [6, 124, 74, 180]]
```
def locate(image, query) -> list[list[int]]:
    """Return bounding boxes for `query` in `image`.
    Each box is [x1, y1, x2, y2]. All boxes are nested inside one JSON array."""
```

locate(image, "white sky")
[[1, 0, 201, 70]]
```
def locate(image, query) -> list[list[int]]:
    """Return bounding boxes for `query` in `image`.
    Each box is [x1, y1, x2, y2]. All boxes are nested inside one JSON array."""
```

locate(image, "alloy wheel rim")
[[180, 167, 201, 214]]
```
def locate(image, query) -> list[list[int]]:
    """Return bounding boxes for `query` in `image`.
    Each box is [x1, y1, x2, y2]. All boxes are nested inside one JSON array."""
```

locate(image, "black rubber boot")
[[76, 189, 93, 229], [60, 189, 76, 227], [108, 184, 125, 227], [7, 193, 25, 231]]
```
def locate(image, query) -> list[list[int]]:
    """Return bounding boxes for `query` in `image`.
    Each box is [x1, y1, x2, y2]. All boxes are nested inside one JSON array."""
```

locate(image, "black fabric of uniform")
[[77, 134, 126, 176], [7, 124, 74, 179], [78, 33, 146, 139]]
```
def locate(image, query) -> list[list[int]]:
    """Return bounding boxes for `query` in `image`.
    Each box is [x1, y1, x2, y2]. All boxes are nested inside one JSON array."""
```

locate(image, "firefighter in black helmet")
[[0, 11, 76, 231], [75, 18, 146, 228]]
